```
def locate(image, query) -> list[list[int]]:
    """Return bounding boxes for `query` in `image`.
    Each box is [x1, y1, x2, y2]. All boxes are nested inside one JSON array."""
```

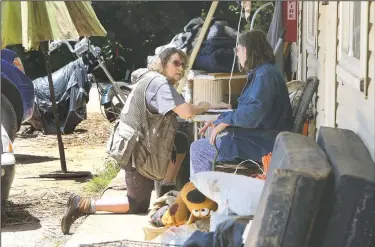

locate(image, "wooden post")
[[177, 1, 219, 94]]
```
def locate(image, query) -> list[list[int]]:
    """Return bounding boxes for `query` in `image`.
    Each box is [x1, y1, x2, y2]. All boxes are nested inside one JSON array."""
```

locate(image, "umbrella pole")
[[41, 42, 67, 173]]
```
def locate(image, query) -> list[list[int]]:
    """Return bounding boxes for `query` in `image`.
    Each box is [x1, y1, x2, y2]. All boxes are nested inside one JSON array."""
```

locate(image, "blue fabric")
[[194, 37, 239, 73], [213, 62, 293, 130], [190, 137, 221, 175], [190, 129, 279, 175], [182, 218, 247, 247], [190, 62, 293, 172], [182, 231, 214, 247]]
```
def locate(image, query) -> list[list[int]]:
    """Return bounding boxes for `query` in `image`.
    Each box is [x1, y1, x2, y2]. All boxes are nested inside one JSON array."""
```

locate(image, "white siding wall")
[[335, 1, 374, 160], [314, 2, 325, 134], [299, 1, 375, 160], [299, 1, 320, 138]]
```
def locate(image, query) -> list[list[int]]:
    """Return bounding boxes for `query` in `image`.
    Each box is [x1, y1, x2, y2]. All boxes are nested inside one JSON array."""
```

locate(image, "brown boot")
[[61, 194, 93, 235]]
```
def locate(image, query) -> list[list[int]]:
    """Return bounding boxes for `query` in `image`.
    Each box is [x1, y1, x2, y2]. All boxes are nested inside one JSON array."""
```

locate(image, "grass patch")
[[54, 241, 63, 247], [84, 159, 120, 193]]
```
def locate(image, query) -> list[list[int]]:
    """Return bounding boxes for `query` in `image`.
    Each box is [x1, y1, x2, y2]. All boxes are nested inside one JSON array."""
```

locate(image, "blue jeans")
[[190, 137, 222, 176]]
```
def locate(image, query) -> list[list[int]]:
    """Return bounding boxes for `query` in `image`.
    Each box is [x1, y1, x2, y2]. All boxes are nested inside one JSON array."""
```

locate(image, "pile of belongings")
[[148, 17, 240, 73], [143, 172, 264, 247], [143, 182, 217, 243]]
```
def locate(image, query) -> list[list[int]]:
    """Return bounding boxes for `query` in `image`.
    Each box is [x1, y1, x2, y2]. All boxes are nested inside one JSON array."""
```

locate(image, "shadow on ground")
[[20, 172, 93, 183], [73, 129, 88, 134], [15, 154, 59, 164], [1, 201, 41, 232]]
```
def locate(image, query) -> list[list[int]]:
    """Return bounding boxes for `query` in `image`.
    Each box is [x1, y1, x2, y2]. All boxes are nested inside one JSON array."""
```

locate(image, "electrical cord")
[[234, 159, 263, 175], [228, 4, 244, 106]]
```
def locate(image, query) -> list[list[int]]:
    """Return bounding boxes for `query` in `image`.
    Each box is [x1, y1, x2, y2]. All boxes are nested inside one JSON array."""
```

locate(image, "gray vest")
[[107, 71, 178, 181]]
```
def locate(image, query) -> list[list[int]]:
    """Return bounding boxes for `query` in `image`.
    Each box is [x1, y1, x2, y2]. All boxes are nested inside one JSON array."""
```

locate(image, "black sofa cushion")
[[310, 127, 375, 247], [244, 132, 331, 247]]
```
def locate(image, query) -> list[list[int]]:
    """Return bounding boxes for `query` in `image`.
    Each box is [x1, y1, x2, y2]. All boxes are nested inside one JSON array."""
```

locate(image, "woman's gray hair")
[[147, 47, 188, 75], [237, 30, 275, 72]]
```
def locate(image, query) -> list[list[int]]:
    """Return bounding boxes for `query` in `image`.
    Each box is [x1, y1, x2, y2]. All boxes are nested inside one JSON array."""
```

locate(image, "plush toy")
[[161, 182, 218, 227]]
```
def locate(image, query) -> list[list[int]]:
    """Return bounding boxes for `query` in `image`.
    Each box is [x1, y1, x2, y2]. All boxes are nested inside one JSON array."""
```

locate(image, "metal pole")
[[42, 42, 67, 173], [98, 61, 126, 104], [273, 27, 286, 55], [250, 2, 274, 31]]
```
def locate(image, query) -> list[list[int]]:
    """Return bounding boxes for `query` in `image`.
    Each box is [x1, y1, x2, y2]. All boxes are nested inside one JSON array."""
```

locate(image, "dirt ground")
[[1, 112, 114, 247]]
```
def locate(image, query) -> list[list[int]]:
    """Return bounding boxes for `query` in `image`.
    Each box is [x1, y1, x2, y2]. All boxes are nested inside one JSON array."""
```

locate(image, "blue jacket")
[[214, 62, 293, 161]]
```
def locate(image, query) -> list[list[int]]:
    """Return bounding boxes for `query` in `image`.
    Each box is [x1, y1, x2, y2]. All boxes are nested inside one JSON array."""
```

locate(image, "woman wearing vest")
[[61, 48, 227, 234], [190, 30, 294, 175]]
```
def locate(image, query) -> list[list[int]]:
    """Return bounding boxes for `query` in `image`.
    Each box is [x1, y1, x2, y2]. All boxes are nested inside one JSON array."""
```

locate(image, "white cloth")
[[190, 171, 264, 216]]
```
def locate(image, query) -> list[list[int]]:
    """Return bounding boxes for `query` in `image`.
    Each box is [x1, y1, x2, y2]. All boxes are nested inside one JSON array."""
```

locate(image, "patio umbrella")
[[1, 1, 106, 50], [1, 1, 107, 175]]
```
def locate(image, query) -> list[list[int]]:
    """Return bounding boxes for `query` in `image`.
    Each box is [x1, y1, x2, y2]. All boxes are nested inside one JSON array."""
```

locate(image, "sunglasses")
[[171, 60, 187, 69]]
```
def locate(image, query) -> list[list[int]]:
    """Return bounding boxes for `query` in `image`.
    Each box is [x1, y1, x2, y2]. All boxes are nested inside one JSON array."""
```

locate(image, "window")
[[340, 1, 361, 68], [306, 1, 318, 51], [337, 1, 369, 93]]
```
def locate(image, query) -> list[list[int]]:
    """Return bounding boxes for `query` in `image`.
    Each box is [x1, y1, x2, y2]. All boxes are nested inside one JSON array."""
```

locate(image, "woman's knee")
[[190, 138, 207, 157], [189, 138, 215, 173]]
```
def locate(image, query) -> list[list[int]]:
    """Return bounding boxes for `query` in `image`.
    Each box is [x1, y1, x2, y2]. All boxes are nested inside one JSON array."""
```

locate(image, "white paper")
[[207, 109, 233, 113]]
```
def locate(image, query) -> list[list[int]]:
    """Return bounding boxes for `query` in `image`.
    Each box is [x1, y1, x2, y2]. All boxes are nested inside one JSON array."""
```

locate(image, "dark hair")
[[237, 30, 275, 71], [148, 47, 188, 74]]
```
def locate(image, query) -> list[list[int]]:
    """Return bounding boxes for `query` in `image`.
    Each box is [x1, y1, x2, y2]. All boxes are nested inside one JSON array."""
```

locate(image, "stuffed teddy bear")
[[161, 182, 218, 227]]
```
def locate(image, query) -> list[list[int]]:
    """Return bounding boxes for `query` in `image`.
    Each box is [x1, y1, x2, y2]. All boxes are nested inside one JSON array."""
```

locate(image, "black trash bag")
[[32, 58, 91, 134], [192, 20, 240, 73], [193, 37, 238, 73]]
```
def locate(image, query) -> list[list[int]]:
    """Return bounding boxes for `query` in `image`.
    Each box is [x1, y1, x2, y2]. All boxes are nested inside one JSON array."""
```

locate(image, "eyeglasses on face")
[[171, 60, 187, 69]]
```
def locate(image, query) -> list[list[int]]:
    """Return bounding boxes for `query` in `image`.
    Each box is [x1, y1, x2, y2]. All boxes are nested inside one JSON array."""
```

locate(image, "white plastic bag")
[[190, 171, 265, 216], [153, 224, 198, 246]]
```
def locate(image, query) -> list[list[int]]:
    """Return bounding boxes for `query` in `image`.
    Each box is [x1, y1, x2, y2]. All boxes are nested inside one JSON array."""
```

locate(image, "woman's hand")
[[210, 123, 229, 145], [199, 121, 214, 135], [174, 102, 210, 119], [198, 101, 211, 112], [209, 102, 232, 110]]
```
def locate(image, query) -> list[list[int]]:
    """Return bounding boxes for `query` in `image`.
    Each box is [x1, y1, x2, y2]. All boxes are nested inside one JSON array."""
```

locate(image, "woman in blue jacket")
[[190, 30, 293, 175]]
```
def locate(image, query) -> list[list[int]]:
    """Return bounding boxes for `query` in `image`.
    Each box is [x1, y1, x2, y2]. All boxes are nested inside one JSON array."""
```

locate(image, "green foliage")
[[6, 1, 274, 80], [54, 241, 63, 247], [84, 158, 120, 194], [91, 1, 204, 70], [247, 1, 274, 32], [200, 1, 274, 33]]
